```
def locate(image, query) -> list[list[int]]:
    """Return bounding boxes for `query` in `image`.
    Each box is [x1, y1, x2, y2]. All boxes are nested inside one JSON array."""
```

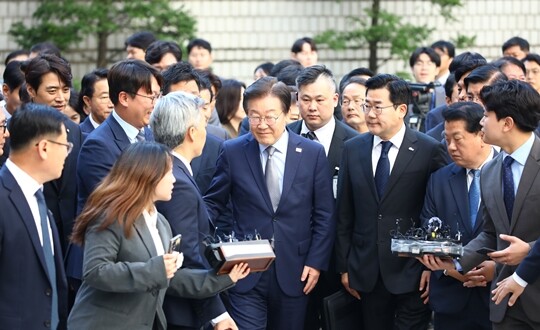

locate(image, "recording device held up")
[[408, 81, 441, 132]]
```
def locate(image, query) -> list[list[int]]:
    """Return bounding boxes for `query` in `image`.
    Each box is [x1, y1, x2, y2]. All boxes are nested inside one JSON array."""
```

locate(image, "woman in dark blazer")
[[68, 143, 248, 329]]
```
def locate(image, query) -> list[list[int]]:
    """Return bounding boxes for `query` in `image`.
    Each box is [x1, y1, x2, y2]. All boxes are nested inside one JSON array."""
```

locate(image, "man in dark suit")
[[0, 104, 70, 329], [287, 65, 358, 330], [66, 59, 162, 295], [22, 54, 84, 254], [78, 68, 113, 135], [421, 80, 540, 329], [204, 76, 335, 330], [420, 102, 495, 330], [336, 74, 447, 330], [152, 92, 235, 330]]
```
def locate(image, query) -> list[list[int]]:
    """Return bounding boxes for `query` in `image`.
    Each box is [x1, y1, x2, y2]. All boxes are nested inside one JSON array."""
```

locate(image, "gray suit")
[[68, 213, 234, 330], [460, 136, 540, 324]]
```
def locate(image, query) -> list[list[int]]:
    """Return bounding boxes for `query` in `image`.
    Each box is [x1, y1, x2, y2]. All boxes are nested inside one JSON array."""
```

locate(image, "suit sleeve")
[[167, 268, 234, 299], [460, 200, 494, 272], [516, 239, 540, 285], [335, 142, 354, 273], [82, 222, 169, 293], [305, 146, 335, 271]]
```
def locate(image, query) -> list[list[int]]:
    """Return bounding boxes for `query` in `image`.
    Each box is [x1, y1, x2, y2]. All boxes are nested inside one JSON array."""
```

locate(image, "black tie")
[[302, 131, 318, 141], [374, 141, 392, 199], [502, 156, 515, 223], [35, 189, 59, 329]]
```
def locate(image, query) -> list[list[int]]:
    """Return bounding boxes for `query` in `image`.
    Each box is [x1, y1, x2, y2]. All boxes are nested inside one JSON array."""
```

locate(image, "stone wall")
[[0, 0, 538, 84]]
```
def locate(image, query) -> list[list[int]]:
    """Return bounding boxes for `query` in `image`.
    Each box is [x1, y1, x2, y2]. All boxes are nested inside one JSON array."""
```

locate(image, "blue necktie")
[[374, 141, 392, 199], [468, 169, 480, 228], [502, 156, 515, 223], [136, 129, 146, 142], [35, 189, 59, 329]]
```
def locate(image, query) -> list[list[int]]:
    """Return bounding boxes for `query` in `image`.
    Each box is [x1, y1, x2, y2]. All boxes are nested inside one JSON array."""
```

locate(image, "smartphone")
[[476, 247, 496, 255], [168, 234, 182, 253]]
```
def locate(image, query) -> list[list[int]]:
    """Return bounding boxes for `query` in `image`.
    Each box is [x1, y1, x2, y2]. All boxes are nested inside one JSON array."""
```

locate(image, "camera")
[[408, 81, 441, 132]]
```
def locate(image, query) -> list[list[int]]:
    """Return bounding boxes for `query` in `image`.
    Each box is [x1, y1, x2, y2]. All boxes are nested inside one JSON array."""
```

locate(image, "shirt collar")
[[259, 129, 289, 155], [373, 123, 406, 149], [143, 207, 158, 228], [89, 114, 101, 129], [503, 133, 535, 166], [2, 101, 11, 120], [4, 159, 42, 198], [112, 110, 140, 142], [172, 151, 193, 176]]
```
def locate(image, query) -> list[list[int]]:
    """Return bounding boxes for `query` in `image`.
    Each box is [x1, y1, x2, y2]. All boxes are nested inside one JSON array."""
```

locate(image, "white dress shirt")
[[143, 208, 164, 256], [371, 124, 407, 176], [300, 117, 336, 156], [112, 110, 141, 143]]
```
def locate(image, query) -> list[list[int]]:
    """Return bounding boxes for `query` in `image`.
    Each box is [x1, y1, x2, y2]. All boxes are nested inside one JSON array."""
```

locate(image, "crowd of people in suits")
[[1, 32, 540, 330]]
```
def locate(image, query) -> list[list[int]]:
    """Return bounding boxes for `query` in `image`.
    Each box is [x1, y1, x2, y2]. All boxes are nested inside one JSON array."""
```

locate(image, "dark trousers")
[[360, 275, 431, 330], [493, 299, 540, 330], [228, 264, 309, 330], [303, 269, 342, 330], [433, 288, 491, 330]]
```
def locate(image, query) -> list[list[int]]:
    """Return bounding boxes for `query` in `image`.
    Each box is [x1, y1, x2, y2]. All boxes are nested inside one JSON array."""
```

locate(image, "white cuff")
[[211, 312, 231, 326], [512, 272, 528, 288]]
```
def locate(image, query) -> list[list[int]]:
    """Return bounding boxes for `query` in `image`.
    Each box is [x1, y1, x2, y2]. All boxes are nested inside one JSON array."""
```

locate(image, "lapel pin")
[[296, 147, 302, 153], [408, 147, 414, 151]]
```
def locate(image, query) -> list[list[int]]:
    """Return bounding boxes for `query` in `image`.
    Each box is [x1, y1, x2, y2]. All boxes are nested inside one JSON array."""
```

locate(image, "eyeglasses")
[[45, 140, 74, 155], [362, 103, 396, 115], [1, 121, 7, 134], [341, 98, 364, 108], [248, 112, 283, 126], [134, 92, 161, 104]]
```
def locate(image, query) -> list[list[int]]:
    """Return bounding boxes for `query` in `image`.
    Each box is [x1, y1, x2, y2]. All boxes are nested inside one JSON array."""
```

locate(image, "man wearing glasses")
[[336, 74, 447, 330], [204, 76, 335, 330], [67, 59, 162, 297]]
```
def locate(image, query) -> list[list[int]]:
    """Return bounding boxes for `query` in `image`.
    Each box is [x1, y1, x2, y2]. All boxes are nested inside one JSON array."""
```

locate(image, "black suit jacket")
[[517, 238, 540, 285], [288, 118, 359, 178], [336, 128, 447, 294], [0, 166, 68, 329], [44, 119, 83, 253]]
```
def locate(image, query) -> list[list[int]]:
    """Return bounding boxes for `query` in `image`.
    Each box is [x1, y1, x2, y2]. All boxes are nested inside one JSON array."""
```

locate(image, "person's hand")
[[214, 317, 238, 330], [463, 260, 495, 288], [488, 235, 531, 265], [227, 263, 250, 283], [301, 266, 320, 294], [341, 272, 361, 300], [417, 255, 455, 271], [419, 270, 430, 304], [492, 276, 525, 306], [163, 253, 179, 279]]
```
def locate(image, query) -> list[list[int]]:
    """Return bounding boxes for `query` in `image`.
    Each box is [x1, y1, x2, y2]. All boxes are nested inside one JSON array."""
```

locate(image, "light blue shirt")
[[259, 129, 289, 194], [503, 133, 535, 196], [112, 110, 141, 143]]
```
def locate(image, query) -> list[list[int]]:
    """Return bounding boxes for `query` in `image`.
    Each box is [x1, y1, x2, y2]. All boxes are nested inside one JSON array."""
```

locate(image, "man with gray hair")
[[151, 91, 238, 330]]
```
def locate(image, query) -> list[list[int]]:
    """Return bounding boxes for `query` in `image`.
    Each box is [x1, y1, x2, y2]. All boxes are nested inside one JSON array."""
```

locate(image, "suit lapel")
[[243, 135, 274, 212], [133, 214, 158, 257], [483, 154, 510, 232], [359, 134, 378, 201], [155, 214, 171, 253], [511, 137, 540, 233], [107, 115, 132, 151], [279, 134, 303, 209], [1, 168, 49, 276], [382, 128, 417, 203], [449, 166, 474, 235], [174, 157, 200, 193]]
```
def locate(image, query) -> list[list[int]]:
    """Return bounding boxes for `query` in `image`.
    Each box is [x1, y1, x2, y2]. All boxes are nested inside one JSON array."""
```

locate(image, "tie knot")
[[470, 169, 480, 178], [303, 131, 317, 141], [265, 146, 276, 158], [503, 156, 514, 168], [136, 130, 146, 142], [380, 141, 392, 154]]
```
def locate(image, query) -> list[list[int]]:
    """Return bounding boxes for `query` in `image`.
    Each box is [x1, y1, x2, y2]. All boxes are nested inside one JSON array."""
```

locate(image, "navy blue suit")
[[156, 156, 226, 328], [204, 131, 335, 329], [192, 133, 223, 195], [517, 239, 540, 285], [79, 116, 95, 135], [425, 104, 446, 132], [66, 114, 152, 284], [420, 162, 492, 330], [0, 166, 68, 329]]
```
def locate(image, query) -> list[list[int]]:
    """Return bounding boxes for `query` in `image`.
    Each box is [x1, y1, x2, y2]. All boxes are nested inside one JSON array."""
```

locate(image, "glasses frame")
[[248, 112, 284, 126], [340, 98, 365, 108], [362, 103, 396, 115], [38, 140, 74, 155], [133, 92, 161, 104]]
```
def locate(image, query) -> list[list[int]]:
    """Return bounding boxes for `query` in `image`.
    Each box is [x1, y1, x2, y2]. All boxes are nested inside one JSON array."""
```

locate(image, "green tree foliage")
[[315, 0, 472, 73], [9, 0, 197, 67]]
